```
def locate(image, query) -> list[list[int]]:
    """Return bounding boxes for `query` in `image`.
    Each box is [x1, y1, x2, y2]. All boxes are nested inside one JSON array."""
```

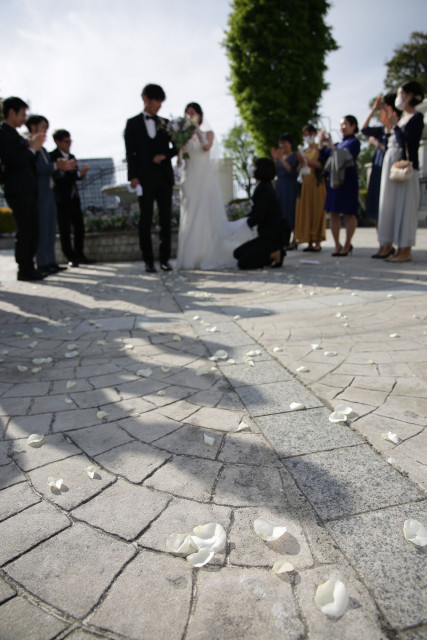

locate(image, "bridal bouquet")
[[167, 115, 197, 159]]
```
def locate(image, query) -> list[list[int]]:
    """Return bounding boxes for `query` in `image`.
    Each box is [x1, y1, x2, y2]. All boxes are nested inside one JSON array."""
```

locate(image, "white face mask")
[[303, 136, 315, 146], [395, 93, 407, 111]]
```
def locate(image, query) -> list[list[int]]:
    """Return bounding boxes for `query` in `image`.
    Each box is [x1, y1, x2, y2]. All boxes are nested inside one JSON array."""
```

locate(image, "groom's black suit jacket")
[[124, 113, 176, 187]]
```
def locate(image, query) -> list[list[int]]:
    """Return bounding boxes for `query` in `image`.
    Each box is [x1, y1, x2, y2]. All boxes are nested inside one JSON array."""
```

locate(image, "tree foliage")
[[223, 0, 337, 156], [222, 122, 257, 197], [384, 32, 427, 92]]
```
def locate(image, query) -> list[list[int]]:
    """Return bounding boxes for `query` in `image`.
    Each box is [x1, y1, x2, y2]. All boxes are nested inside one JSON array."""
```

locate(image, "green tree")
[[222, 122, 257, 197], [384, 32, 427, 91], [223, 0, 337, 156]]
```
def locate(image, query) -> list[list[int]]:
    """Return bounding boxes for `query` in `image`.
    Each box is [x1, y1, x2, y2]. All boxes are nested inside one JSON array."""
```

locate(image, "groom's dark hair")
[[254, 158, 276, 182], [142, 84, 166, 101], [185, 102, 203, 124]]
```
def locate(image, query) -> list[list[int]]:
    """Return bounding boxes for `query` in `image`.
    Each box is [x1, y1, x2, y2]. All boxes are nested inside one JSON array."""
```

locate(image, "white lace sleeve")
[[196, 129, 208, 147]]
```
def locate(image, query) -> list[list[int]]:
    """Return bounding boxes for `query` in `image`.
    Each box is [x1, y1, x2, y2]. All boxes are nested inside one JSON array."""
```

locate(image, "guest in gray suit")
[[26, 115, 74, 275]]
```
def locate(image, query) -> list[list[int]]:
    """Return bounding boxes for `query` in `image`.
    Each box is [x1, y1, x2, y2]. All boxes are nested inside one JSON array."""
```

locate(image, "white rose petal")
[[66, 380, 77, 389], [172, 335, 182, 341], [11, 442, 25, 453], [289, 402, 305, 411], [237, 421, 248, 432], [97, 411, 108, 420], [207, 326, 218, 333], [137, 368, 152, 378], [311, 344, 322, 350], [233, 315, 241, 320], [367, 360, 375, 365], [45, 357, 53, 363], [335, 312, 342, 318], [47, 476, 64, 490], [273, 347, 282, 352], [32, 367, 41, 374], [186, 547, 215, 567], [161, 366, 170, 373], [123, 344, 134, 350], [65, 350, 79, 358], [156, 390, 166, 397], [27, 433, 44, 446], [271, 560, 294, 574], [166, 532, 195, 555], [86, 465, 97, 479], [343, 323, 349, 327], [67, 344, 79, 350], [387, 457, 397, 464], [64, 397, 73, 404], [334, 403, 353, 416], [29, 341, 38, 348], [97, 340, 106, 346], [33, 327, 43, 334], [192, 315, 200, 320], [389, 333, 400, 338], [253, 518, 286, 541], [203, 434, 215, 446], [329, 411, 348, 423], [381, 431, 400, 444], [129, 412, 140, 418], [213, 349, 228, 360], [190, 522, 226, 552], [324, 351, 337, 357], [196, 364, 211, 376], [387, 293, 395, 298], [403, 519, 427, 547], [296, 366, 309, 373], [32, 358, 45, 365], [315, 578, 349, 618], [17, 365, 28, 372]]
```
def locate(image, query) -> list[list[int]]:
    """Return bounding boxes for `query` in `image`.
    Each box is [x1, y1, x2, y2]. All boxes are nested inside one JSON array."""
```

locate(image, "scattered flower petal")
[[157, 390, 166, 396], [389, 333, 400, 338], [47, 476, 64, 490], [289, 402, 305, 411], [203, 434, 215, 446], [97, 411, 108, 421], [271, 560, 294, 574], [387, 457, 396, 464], [11, 442, 24, 453], [129, 412, 140, 418], [137, 368, 152, 378], [86, 465, 97, 479], [65, 350, 79, 358], [311, 344, 322, 350], [33, 327, 43, 334], [191, 523, 226, 552], [273, 347, 282, 352], [32, 367, 41, 374], [233, 315, 241, 320], [329, 411, 347, 423], [166, 532, 195, 554], [66, 380, 77, 389], [315, 578, 349, 618], [196, 364, 211, 376], [334, 403, 353, 416], [192, 315, 200, 320], [64, 397, 73, 404], [17, 365, 28, 372], [387, 293, 395, 298], [172, 335, 182, 341], [161, 366, 170, 373], [186, 547, 215, 567], [254, 518, 286, 541], [246, 359, 255, 367], [32, 357, 46, 365], [213, 349, 228, 360], [367, 360, 375, 365], [97, 339, 106, 346], [29, 341, 38, 348], [296, 366, 309, 373], [206, 326, 218, 333], [67, 344, 79, 350], [324, 351, 337, 357], [123, 344, 134, 350], [227, 358, 235, 364], [403, 519, 427, 547], [381, 431, 400, 444], [27, 433, 44, 446]]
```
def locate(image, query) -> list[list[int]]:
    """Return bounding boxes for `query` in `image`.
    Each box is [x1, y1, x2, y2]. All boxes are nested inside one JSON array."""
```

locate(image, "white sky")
[[1, 0, 426, 164]]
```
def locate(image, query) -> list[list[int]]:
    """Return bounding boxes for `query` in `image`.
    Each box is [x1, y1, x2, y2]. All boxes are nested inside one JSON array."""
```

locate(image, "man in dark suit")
[[50, 129, 91, 267], [0, 96, 45, 280], [124, 84, 177, 273]]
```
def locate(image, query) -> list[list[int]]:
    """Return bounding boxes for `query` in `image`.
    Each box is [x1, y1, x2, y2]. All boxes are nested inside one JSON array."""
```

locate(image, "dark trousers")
[[56, 198, 85, 261], [234, 237, 272, 270], [7, 194, 38, 272], [138, 176, 172, 264]]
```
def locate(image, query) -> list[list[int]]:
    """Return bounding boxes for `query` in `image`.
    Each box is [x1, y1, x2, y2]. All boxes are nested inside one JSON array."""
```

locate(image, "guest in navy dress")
[[270, 133, 298, 249], [319, 116, 360, 256]]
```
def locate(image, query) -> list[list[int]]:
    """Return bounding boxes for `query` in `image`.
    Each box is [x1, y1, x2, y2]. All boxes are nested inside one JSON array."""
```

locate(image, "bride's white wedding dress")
[[176, 132, 256, 270]]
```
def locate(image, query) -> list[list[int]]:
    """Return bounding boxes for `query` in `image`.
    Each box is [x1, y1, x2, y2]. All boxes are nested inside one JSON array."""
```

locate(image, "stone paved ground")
[[0, 228, 426, 640]]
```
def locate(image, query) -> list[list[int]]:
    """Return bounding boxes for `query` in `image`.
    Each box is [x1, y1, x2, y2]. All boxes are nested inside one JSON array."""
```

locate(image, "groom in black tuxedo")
[[124, 84, 177, 273]]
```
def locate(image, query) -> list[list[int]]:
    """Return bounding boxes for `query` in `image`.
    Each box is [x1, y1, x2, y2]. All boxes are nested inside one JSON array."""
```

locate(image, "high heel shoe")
[[339, 244, 353, 257], [271, 248, 285, 268], [332, 245, 342, 257], [286, 243, 298, 251], [372, 247, 395, 259]]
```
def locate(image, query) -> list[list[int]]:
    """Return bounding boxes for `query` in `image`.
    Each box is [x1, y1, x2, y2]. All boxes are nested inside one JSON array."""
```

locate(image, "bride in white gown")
[[176, 102, 256, 270]]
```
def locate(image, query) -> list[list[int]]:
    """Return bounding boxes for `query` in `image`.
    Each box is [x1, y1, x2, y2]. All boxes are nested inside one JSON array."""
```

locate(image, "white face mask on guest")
[[303, 136, 315, 146], [395, 92, 408, 111]]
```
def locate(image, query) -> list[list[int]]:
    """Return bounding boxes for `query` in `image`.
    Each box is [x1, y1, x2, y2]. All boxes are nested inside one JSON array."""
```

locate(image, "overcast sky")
[[1, 0, 426, 164]]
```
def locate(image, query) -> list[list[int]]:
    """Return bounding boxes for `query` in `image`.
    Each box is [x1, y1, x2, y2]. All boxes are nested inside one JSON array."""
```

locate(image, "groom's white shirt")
[[143, 112, 156, 139]]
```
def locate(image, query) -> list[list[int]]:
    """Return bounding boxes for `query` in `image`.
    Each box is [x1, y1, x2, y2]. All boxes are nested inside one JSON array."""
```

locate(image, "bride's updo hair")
[[401, 80, 424, 106], [185, 102, 203, 124], [254, 158, 276, 182]]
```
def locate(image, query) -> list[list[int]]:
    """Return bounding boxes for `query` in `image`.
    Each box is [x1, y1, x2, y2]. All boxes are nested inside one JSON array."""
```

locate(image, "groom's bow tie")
[[145, 114, 156, 120]]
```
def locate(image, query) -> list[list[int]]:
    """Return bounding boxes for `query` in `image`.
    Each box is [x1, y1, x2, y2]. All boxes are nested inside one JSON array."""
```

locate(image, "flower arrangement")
[[167, 116, 197, 159]]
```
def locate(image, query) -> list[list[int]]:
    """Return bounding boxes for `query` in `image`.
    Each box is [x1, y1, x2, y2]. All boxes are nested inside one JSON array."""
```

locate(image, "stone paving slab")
[[0, 230, 426, 639]]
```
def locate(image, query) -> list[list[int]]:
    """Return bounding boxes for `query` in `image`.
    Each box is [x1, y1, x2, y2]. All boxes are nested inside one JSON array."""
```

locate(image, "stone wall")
[[54, 229, 178, 263]]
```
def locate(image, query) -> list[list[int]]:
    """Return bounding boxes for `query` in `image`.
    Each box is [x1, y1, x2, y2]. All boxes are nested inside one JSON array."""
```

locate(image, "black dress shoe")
[[145, 262, 157, 273], [17, 268, 46, 281], [68, 260, 79, 268], [160, 262, 172, 271], [77, 254, 95, 264], [49, 263, 67, 272]]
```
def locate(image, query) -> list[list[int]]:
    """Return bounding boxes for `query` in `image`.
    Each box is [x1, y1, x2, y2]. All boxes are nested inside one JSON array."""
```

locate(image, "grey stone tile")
[[72, 479, 170, 540], [13, 433, 80, 472], [295, 564, 386, 640], [4, 413, 53, 439], [94, 441, 171, 483], [69, 387, 121, 409], [229, 505, 314, 569], [256, 407, 363, 458], [0, 577, 15, 604], [67, 422, 134, 456], [284, 445, 424, 520], [186, 565, 304, 640], [397, 628, 427, 640], [0, 462, 26, 490], [145, 455, 221, 502], [28, 394, 77, 414], [237, 380, 323, 416], [157, 399, 199, 421], [0, 397, 31, 416], [222, 359, 293, 387], [137, 496, 231, 556], [52, 407, 105, 432], [218, 432, 281, 466], [215, 464, 285, 507], [327, 501, 427, 629], [0, 501, 70, 565], [154, 424, 223, 459], [2, 381, 51, 397], [5, 523, 135, 618], [0, 441, 11, 466], [119, 411, 182, 443], [115, 377, 167, 399], [184, 406, 244, 432], [0, 481, 40, 522], [0, 597, 68, 640], [87, 551, 192, 639]]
